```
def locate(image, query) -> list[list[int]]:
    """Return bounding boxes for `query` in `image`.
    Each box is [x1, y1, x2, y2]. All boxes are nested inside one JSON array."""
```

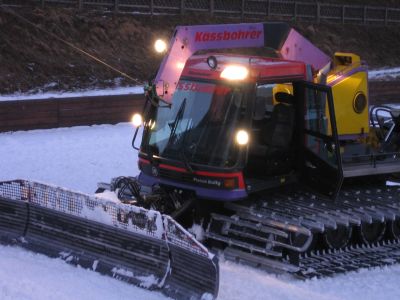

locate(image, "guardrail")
[[0, 94, 145, 132], [2, 0, 400, 25]]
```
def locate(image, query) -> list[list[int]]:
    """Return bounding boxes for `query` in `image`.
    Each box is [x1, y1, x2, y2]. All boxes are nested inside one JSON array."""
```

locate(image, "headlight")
[[131, 113, 143, 128], [154, 39, 167, 53], [235, 130, 249, 145], [221, 65, 249, 80]]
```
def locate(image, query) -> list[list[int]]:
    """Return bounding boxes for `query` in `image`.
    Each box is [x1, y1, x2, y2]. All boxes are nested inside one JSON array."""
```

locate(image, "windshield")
[[142, 80, 246, 168]]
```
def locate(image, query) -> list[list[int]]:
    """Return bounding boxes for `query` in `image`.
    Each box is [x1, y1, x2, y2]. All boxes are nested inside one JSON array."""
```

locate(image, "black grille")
[[159, 168, 194, 183]]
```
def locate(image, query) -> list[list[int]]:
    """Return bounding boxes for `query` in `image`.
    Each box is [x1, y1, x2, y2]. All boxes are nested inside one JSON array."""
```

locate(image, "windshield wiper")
[[180, 121, 195, 174], [181, 148, 194, 174], [166, 98, 195, 173], [167, 98, 186, 145]]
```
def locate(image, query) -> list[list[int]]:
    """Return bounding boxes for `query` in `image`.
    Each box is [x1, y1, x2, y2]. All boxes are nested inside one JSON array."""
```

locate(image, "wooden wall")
[[0, 94, 145, 132], [369, 80, 400, 106], [0, 80, 398, 132]]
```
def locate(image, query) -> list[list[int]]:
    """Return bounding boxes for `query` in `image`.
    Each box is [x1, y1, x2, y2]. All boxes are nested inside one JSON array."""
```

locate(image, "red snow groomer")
[[2, 22, 400, 300], [123, 22, 400, 276]]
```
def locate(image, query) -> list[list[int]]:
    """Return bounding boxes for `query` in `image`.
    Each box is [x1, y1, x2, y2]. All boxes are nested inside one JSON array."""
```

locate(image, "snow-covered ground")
[[0, 245, 166, 300], [1, 123, 400, 300], [0, 124, 139, 193]]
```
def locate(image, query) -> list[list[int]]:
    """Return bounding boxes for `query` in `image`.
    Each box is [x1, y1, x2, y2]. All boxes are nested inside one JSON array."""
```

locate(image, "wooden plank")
[[59, 110, 135, 123], [369, 80, 400, 105], [59, 99, 144, 111], [0, 98, 59, 131], [0, 100, 58, 115], [0, 94, 145, 132], [0, 116, 58, 127], [59, 115, 132, 127], [58, 104, 143, 118], [0, 110, 57, 121], [58, 95, 144, 110], [58, 94, 144, 127]]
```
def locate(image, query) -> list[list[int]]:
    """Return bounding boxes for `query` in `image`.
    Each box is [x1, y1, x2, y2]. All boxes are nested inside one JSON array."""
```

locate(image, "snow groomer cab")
[[137, 52, 343, 202]]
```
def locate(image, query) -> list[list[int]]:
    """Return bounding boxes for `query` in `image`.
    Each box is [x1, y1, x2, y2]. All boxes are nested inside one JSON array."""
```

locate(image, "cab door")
[[297, 82, 343, 200]]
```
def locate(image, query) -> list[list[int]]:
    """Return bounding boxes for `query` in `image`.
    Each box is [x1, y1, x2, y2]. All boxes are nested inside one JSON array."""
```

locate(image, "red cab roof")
[[181, 54, 307, 83]]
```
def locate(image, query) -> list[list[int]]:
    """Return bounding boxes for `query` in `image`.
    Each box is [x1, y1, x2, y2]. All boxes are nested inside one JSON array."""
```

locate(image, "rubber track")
[[206, 183, 400, 277], [222, 240, 400, 279], [297, 240, 400, 278]]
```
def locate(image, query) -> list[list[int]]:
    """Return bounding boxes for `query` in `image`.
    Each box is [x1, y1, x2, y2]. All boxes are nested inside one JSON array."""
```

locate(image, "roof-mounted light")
[[220, 65, 249, 81], [154, 39, 167, 53]]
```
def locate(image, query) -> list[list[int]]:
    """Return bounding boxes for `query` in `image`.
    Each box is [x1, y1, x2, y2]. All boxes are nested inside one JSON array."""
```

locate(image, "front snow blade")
[[0, 180, 219, 300]]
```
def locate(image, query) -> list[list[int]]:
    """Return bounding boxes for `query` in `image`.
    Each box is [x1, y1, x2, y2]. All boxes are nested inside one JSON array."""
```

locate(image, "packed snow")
[[0, 245, 166, 300], [0, 124, 139, 193], [1, 123, 400, 300]]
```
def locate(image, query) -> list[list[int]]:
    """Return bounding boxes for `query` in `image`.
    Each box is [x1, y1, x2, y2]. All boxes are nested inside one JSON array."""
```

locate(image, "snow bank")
[[0, 86, 144, 101], [369, 67, 400, 80]]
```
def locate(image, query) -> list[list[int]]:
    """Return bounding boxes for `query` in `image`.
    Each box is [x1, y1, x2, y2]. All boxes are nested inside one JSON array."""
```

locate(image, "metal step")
[[223, 247, 300, 273], [343, 162, 400, 178]]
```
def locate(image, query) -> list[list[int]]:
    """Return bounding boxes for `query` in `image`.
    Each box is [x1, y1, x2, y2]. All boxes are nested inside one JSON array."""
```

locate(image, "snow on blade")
[[0, 178, 213, 258], [105, 273, 160, 291], [0, 179, 165, 239], [164, 215, 211, 258], [134, 275, 160, 289], [95, 189, 122, 203], [189, 223, 206, 242], [0, 179, 219, 299]]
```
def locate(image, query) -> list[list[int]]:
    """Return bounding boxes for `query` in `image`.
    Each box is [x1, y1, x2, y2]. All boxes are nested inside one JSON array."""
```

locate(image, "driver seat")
[[247, 92, 295, 176], [261, 92, 295, 151]]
